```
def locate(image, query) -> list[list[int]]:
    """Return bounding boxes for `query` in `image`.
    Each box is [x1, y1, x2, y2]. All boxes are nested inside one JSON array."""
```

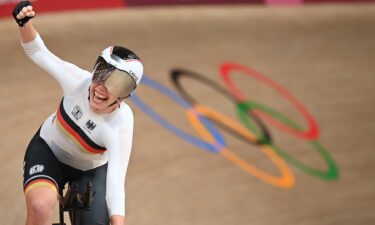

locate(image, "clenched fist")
[[12, 1, 35, 27]]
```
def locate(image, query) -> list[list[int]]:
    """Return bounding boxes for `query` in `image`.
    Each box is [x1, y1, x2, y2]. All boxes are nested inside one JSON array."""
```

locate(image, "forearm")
[[110, 215, 125, 225], [19, 22, 37, 43]]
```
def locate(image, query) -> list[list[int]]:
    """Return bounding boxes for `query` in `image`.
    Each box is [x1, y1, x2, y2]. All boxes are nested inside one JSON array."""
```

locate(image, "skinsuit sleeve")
[[21, 32, 91, 94], [105, 111, 134, 216]]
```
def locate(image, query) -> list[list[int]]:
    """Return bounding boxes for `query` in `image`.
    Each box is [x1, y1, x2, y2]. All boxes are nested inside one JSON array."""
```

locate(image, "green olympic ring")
[[237, 101, 339, 180]]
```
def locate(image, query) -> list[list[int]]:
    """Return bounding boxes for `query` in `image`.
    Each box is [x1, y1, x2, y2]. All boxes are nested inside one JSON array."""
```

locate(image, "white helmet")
[[92, 46, 143, 99]]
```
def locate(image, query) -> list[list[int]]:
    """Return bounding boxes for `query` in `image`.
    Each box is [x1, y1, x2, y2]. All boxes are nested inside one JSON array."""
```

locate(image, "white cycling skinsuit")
[[22, 33, 133, 218]]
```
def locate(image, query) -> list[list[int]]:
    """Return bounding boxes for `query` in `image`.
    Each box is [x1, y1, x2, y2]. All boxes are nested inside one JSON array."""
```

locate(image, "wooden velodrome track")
[[0, 3, 374, 225]]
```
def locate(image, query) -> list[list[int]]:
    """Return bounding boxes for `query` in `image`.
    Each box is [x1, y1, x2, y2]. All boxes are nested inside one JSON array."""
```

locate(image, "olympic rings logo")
[[131, 62, 339, 189]]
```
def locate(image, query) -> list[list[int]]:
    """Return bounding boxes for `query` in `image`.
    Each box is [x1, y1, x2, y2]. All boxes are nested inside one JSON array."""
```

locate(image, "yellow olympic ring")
[[187, 104, 295, 188]]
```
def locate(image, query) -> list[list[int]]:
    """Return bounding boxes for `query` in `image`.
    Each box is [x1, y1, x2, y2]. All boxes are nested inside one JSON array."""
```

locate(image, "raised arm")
[[13, 1, 91, 94]]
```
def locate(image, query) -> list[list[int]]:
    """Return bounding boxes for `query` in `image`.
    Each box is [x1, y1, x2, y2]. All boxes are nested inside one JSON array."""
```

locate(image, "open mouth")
[[93, 90, 108, 102]]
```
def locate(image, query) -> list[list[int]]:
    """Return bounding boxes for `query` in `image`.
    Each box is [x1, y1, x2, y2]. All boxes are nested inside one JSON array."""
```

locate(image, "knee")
[[28, 199, 54, 221], [26, 188, 57, 222]]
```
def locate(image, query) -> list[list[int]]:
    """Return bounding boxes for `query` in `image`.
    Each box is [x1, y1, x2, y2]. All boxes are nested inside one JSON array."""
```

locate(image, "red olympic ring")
[[220, 63, 319, 140]]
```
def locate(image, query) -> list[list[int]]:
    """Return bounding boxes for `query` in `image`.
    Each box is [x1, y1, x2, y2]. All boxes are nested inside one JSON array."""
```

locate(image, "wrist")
[[110, 215, 125, 225]]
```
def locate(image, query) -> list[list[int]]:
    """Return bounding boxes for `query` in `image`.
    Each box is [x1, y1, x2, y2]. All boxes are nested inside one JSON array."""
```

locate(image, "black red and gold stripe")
[[24, 178, 58, 195], [56, 98, 107, 154]]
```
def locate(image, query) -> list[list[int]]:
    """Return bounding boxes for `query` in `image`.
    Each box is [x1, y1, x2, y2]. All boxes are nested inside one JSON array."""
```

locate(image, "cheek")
[[90, 84, 97, 93], [108, 95, 118, 103]]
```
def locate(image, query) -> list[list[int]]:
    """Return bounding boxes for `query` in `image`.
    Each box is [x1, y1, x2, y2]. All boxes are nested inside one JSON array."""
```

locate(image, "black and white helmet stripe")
[[100, 46, 143, 87]]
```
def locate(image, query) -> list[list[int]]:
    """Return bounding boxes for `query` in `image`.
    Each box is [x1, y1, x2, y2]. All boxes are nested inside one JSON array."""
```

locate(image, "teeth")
[[94, 91, 107, 99]]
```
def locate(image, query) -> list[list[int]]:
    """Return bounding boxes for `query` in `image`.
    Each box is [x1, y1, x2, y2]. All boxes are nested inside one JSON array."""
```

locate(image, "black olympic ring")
[[171, 68, 272, 145]]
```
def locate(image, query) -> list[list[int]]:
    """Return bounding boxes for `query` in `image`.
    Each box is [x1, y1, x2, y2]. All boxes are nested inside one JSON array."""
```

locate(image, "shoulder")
[[107, 102, 134, 130], [65, 77, 91, 97]]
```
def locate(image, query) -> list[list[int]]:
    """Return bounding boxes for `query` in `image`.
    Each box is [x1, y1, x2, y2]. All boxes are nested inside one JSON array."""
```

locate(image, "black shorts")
[[23, 129, 110, 225]]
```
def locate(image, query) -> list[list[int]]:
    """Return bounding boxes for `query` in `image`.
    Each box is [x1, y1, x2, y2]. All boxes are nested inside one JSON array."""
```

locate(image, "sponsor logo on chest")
[[70, 104, 98, 134], [71, 105, 83, 120]]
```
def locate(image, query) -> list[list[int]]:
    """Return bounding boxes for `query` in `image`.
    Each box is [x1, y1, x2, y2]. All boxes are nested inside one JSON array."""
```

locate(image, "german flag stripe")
[[56, 99, 106, 154], [24, 179, 58, 195]]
